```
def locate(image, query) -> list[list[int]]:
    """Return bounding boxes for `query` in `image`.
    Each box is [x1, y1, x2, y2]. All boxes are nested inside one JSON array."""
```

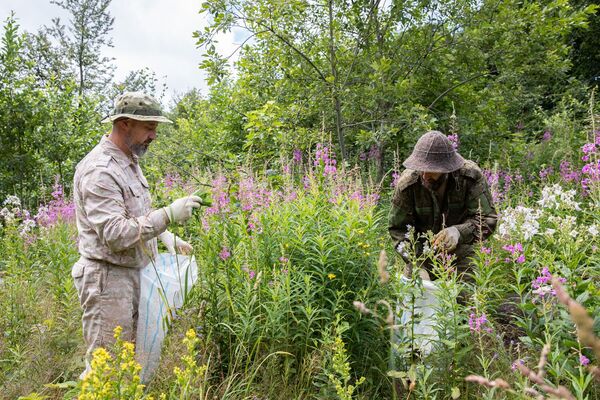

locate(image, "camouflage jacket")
[[388, 160, 497, 259]]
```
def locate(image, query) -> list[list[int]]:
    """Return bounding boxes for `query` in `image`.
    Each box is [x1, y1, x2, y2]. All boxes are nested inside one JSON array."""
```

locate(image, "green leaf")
[[387, 370, 407, 379]]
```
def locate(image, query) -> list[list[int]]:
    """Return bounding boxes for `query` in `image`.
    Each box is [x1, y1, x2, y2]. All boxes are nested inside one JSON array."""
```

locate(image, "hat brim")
[[403, 152, 465, 173], [101, 113, 173, 124]]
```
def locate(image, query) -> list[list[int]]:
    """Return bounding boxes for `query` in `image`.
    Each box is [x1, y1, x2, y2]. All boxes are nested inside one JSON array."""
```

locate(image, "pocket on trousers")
[[71, 260, 85, 279]]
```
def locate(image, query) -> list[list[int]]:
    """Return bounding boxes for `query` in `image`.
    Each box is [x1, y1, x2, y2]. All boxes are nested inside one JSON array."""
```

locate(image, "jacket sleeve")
[[453, 169, 497, 245], [80, 168, 169, 252], [388, 186, 416, 250]]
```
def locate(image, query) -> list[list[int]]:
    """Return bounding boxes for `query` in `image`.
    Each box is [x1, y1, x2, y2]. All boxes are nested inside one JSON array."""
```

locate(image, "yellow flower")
[[113, 325, 123, 339], [327, 273, 336, 280], [185, 329, 197, 340]]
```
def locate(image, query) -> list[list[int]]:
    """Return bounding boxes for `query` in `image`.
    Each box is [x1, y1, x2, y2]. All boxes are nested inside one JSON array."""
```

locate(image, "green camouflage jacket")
[[388, 160, 497, 261]]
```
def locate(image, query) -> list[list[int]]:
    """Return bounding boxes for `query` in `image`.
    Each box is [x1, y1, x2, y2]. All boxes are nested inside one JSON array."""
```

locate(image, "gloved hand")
[[158, 230, 193, 255], [162, 195, 202, 224], [433, 226, 460, 252]]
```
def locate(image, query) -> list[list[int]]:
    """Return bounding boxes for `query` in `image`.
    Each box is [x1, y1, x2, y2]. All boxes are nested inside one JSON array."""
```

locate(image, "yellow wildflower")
[[327, 273, 336, 280]]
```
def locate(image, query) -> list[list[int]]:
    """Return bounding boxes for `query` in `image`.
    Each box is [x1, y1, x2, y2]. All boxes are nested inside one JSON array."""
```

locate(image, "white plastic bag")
[[136, 253, 198, 382], [397, 276, 440, 356]]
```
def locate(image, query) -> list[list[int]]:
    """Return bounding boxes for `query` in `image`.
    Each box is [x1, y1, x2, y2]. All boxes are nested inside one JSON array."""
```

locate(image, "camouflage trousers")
[[72, 258, 141, 369]]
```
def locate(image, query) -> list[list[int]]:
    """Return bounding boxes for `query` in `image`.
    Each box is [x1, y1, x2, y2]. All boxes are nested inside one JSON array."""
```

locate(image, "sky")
[[0, 0, 241, 105]]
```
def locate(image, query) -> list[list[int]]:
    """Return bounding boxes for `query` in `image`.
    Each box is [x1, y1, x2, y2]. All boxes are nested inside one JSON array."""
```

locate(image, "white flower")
[[588, 225, 598, 237], [545, 228, 556, 236], [569, 230, 578, 238], [404, 224, 414, 239], [498, 206, 541, 240], [537, 184, 580, 211], [396, 241, 409, 258], [422, 241, 432, 255], [0, 207, 15, 223], [3, 195, 21, 207], [19, 219, 36, 237]]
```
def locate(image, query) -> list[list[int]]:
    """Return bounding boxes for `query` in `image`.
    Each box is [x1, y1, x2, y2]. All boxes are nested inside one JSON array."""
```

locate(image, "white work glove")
[[433, 226, 460, 252], [158, 230, 193, 255], [162, 195, 202, 224]]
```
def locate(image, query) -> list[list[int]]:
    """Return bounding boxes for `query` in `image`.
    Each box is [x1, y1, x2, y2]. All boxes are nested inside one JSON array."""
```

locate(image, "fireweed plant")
[[0, 134, 599, 398]]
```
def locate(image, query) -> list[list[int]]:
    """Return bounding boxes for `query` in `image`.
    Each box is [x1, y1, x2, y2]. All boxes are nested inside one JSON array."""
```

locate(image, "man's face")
[[123, 119, 159, 157], [421, 171, 445, 190]]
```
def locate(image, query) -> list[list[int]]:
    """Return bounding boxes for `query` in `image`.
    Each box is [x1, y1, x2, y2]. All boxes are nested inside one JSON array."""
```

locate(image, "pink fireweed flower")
[[447, 133, 459, 150], [313, 143, 338, 177], [560, 161, 580, 183], [368, 144, 381, 160], [163, 172, 183, 190], [242, 267, 256, 279], [391, 171, 400, 188], [468, 313, 492, 333], [511, 359, 525, 371], [579, 354, 590, 366], [219, 246, 231, 261], [35, 180, 75, 227], [532, 267, 566, 300], [539, 166, 554, 180], [302, 175, 311, 190], [292, 149, 302, 164], [542, 130, 552, 142], [502, 243, 523, 255]]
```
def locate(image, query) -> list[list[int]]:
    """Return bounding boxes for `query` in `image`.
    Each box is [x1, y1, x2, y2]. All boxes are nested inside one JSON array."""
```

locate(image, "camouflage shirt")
[[73, 135, 169, 268], [388, 160, 497, 259]]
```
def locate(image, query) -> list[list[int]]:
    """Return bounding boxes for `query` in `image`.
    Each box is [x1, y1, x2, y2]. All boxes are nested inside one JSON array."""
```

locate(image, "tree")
[[48, 0, 115, 97], [0, 14, 99, 205], [194, 0, 596, 179]]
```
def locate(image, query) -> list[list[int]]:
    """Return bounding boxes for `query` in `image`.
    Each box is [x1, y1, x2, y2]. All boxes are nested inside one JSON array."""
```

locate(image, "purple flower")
[[468, 312, 492, 333], [292, 149, 302, 164], [391, 171, 400, 188], [579, 354, 590, 366], [279, 256, 288, 263], [511, 359, 524, 371], [502, 243, 523, 255], [447, 134, 459, 150], [219, 246, 231, 261], [242, 267, 256, 279], [163, 172, 182, 190], [582, 143, 596, 154], [539, 166, 554, 180], [542, 130, 552, 142], [516, 254, 526, 264], [368, 144, 382, 160], [560, 161, 580, 183], [35, 178, 76, 227], [532, 267, 566, 300], [313, 143, 338, 177]]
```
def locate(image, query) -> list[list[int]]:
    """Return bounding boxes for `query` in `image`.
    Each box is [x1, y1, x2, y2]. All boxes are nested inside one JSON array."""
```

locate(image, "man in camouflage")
[[72, 92, 203, 379], [388, 130, 497, 280]]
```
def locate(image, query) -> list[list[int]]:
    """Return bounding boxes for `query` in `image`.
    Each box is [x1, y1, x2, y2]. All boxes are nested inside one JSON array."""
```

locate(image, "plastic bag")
[[400, 278, 440, 356], [136, 253, 198, 383], [392, 276, 440, 360]]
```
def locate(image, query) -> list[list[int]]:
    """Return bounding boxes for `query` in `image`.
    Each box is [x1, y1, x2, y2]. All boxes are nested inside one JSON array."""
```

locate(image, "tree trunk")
[[328, 0, 347, 161]]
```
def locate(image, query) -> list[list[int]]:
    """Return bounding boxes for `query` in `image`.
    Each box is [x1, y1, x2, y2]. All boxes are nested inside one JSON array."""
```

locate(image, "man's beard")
[[129, 142, 149, 157], [422, 174, 447, 190]]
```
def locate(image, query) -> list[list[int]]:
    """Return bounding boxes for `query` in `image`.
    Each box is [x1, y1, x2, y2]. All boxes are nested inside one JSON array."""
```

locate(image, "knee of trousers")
[[74, 260, 141, 351]]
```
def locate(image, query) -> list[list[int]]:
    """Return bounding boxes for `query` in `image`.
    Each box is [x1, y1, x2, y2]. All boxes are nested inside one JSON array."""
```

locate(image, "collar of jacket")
[[99, 134, 138, 168]]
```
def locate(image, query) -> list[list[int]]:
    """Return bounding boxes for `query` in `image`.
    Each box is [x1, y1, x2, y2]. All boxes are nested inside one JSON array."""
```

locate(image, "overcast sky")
[[1, 0, 241, 106]]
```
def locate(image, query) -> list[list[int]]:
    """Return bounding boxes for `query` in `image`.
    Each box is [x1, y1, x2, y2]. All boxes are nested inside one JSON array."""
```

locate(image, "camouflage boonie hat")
[[101, 91, 172, 124], [403, 130, 465, 173]]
